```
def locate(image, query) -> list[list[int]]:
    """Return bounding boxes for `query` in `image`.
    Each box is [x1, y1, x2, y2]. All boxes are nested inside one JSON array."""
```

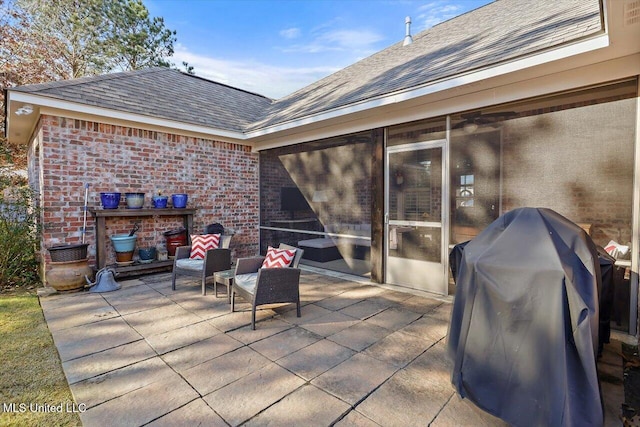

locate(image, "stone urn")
[[46, 258, 92, 292]]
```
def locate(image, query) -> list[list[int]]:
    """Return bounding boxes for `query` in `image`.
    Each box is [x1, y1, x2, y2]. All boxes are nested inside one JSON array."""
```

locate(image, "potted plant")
[[152, 190, 168, 208]]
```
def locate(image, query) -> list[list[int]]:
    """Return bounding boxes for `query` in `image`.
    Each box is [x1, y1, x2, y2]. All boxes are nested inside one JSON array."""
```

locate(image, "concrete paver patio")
[[40, 268, 624, 426]]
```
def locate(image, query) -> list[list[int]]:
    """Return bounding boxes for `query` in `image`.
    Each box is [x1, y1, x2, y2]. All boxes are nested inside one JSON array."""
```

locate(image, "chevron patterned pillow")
[[189, 234, 221, 259], [261, 246, 296, 268]]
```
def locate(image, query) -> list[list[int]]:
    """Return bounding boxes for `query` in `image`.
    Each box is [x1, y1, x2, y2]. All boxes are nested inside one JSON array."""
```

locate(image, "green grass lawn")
[[0, 293, 81, 427]]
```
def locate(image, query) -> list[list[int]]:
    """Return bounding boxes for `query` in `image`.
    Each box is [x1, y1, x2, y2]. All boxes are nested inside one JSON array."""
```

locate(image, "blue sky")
[[144, 0, 493, 99]]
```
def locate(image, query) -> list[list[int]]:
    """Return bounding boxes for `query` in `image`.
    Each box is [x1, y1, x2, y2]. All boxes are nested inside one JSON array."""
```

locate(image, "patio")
[[40, 268, 624, 426]]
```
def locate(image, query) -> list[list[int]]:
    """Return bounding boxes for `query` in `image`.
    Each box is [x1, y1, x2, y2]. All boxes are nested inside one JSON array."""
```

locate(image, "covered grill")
[[447, 207, 603, 426]]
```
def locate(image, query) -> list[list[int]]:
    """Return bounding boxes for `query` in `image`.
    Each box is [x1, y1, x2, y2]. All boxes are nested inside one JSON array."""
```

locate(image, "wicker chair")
[[172, 234, 232, 295], [231, 244, 304, 330]]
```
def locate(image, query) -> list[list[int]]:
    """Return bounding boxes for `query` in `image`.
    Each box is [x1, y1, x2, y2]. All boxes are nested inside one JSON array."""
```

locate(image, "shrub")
[[0, 173, 41, 289]]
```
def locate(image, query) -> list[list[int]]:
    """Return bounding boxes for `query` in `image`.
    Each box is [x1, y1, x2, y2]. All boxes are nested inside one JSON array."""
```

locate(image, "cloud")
[[279, 27, 301, 39], [171, 44, 339, 99], [319, 29, 385, 49], [417, 1, 464, 30], [279, 27, 385, 56]]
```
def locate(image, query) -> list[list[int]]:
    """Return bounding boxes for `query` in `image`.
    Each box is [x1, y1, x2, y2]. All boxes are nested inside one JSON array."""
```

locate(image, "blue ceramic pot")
[[152, 196, 168, 208], [171, 194, 188, 208], [138, 247, 156, 261], [100, 192, 121, 209], [110, 234, 137, 252], [125, 193, 145, 209]]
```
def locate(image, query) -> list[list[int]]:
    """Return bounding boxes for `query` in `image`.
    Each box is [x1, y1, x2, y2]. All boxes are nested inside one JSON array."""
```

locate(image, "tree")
[[182, 61, 195, 75], [16, 0, 112, 78], [0, 0, 63, 170], [0, 1, 65, 84], [15, 0, 177, 76], [105, 0, 177, 71], [1, 0, 179, 168]]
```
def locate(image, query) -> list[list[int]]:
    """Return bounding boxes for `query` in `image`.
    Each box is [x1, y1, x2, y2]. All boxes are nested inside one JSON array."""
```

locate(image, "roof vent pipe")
[[403, 16, 413, 46]]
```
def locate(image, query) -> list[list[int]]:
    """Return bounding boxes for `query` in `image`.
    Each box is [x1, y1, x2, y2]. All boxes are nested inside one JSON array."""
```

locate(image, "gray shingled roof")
[[10, 0, 602, 135], [11, 68, 273, 133], [248, 0, 602, 130]]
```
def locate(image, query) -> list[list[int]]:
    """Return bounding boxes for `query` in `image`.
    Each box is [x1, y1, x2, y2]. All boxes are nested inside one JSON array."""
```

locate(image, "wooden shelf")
[[91, 208, 196, 217], [109, 260, 174, 277], [90, 207, 196, 275]]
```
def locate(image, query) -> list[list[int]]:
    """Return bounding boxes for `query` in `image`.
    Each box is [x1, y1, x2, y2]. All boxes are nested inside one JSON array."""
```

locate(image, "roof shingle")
[[12, 68, 273, 133], [11, 0, 602, 135], [249, 0, 602, 130]]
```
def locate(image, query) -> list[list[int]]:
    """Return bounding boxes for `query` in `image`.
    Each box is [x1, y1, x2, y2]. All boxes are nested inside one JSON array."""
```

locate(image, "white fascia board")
[[245, 33, 610, 139], [8, 91, 248, 142]]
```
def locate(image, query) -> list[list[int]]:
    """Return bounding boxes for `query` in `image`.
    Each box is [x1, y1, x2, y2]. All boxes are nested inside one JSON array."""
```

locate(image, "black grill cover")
[[447, 208, 603, 426]]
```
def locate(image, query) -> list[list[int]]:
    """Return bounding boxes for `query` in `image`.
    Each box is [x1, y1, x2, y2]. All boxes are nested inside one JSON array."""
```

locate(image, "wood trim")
[[370, 128, 385, 283]]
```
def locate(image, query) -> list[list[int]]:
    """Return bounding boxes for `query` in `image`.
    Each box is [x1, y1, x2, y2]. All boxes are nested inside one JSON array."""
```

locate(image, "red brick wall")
[[33, 115, 259, 268]]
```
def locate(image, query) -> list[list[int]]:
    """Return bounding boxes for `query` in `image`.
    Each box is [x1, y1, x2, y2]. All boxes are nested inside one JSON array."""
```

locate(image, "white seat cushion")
[[176, 258, 204, 271], [235, 273, 258, 293]]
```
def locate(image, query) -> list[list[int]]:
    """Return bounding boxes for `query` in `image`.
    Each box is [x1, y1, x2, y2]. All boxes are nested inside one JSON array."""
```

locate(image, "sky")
[[144, 0, 493, 99]]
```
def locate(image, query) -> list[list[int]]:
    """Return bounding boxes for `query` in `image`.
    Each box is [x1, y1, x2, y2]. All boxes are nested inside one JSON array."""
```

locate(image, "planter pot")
[[47, 258, 91, 292], [152, 196, 168, 208], [100, 192, 121, 209], [138, 247, 156, 263], [163, 228, 187, 257], [157, 247, 168, 261], [125, 192, 145, 209], [110, 234, 137, 253], [171, 193, 188, 208], [48, 243, 88, 262], [115, 251, 134, 263]]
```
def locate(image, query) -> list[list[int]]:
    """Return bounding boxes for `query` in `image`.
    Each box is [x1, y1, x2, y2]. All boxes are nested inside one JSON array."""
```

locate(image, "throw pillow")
[[261, 246, 296, 268], [190, 234, 221, 259]]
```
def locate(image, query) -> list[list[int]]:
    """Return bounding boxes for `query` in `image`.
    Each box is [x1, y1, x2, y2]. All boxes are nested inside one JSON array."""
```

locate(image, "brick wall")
[[261, 141, 372, 224], [259, 138, 373, 250], [500, 96, 636, 247], [260, 140, 372, 225], [33, 115, 259, 269]]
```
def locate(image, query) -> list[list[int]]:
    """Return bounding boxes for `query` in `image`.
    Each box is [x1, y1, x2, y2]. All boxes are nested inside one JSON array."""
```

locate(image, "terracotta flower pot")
[[47, 258, 92, 292]]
